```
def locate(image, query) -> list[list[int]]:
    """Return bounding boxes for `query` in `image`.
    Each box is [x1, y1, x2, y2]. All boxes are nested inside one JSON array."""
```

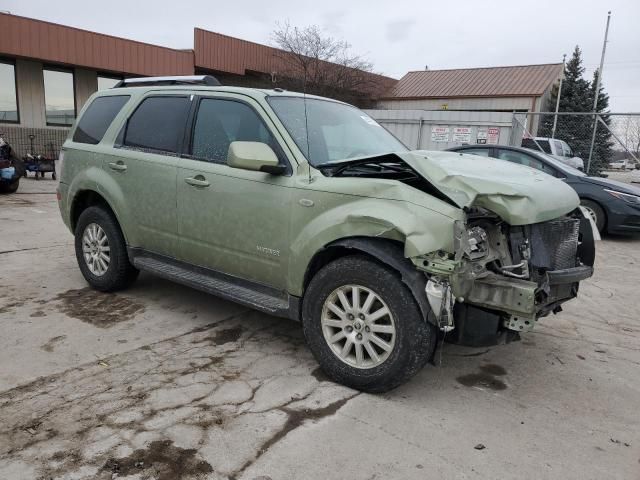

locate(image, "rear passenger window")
[[191, 99, 280, 163], [124, 96, 190, 154], [73, 95, 130, 144]]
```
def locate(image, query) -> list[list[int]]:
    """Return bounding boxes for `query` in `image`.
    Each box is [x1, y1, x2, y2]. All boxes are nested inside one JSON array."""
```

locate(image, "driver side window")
[[496, 149, 558, 176], [191, 98, 282, 164]]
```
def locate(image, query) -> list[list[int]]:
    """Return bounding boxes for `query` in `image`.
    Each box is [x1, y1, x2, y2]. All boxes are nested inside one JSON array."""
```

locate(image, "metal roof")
[[0, 13, 194, 76], [383, 64, 563, 99]]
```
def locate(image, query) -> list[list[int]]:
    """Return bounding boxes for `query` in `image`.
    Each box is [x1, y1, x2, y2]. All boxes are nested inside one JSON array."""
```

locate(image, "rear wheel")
[[581, 199, 606, 233], [302, 255, 437, 393], [74, 206, 138, 292]]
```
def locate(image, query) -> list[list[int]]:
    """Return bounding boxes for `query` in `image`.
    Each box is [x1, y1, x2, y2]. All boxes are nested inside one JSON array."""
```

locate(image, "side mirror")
[[227, 141, 286, 175]]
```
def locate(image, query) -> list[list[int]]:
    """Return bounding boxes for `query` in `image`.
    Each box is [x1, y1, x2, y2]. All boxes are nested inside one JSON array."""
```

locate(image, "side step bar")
[[130, 251, 299, 320]]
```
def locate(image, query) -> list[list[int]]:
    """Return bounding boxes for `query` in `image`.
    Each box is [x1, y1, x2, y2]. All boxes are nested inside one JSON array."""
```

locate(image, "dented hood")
[[396, 150, 580, 225]]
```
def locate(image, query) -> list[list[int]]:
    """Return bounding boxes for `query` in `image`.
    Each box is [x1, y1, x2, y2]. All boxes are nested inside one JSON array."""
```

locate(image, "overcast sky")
[[4, 0, 639, 111]]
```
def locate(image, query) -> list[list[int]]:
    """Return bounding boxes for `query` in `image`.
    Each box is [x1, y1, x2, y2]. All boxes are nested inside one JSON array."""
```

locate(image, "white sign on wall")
[[452, 127, 472, 143], [476, 128, 488, 144], [487, 127, 500, 144], [431, 126, 450, 142]]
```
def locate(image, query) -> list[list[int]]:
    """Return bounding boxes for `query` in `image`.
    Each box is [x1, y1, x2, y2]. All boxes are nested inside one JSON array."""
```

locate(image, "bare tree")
[[271, 22, 381, 103]]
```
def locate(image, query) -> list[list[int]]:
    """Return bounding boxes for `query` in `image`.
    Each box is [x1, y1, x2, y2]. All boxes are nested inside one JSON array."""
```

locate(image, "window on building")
[[191, 98, 279, 163], [43, 68, 76, 126], [0, 60, 19, 123], [123, 96, 190, 154], [97, 75, 121, 91], [73, 95, 130, 145]]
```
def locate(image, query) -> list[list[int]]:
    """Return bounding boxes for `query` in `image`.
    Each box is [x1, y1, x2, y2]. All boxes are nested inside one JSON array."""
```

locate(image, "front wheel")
[[74, 206, 139, 292], [302, 255, 437, 393]]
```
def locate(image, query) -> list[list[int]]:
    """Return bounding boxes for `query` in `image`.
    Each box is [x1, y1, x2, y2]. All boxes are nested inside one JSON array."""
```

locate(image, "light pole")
[[587, 11, 612, 174], [551, 54, 566, 139]]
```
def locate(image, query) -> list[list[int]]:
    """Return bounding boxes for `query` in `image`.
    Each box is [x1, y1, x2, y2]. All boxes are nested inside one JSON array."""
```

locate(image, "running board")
[[130, 251, 298, 320]]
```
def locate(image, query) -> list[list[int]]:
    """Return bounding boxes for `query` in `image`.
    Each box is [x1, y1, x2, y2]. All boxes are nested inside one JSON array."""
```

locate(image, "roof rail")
[[113, 75, 221, 88]]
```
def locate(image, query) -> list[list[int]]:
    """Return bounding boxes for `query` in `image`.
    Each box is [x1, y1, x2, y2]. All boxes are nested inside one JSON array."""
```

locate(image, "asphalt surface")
[[0, 171, 639, 479]]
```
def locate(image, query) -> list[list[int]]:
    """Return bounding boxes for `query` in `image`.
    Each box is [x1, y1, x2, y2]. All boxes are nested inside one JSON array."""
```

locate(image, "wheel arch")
[[302, 236, 435, 326], [579, 196, 608, 231], [70, 189, 125, 240]]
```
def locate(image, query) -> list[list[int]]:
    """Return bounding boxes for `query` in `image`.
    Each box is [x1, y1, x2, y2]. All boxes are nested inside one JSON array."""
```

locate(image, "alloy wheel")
[[82, 223, 110, 276], [321, 284, 396, 369]]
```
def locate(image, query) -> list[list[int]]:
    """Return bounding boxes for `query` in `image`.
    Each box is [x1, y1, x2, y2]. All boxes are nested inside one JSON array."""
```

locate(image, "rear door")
[[176, 94, 294, 290], [104, 94, 191, 257]]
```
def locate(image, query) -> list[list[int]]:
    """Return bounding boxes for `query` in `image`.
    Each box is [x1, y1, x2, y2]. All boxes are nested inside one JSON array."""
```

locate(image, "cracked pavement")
[[1, 176, 639, 479]]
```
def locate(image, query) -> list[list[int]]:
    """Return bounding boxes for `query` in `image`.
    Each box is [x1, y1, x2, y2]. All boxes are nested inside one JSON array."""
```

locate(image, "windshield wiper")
[[316, 153, 411, 176]]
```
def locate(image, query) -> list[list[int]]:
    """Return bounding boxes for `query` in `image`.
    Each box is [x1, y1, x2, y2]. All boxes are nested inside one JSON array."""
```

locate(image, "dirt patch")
[[40, 335, 67, 353], [101, 440, 212, 480], [30, 310, 46, 318], [0, 301, 25, 314], [198, 326, 244, 345], [479, 364, 507, 376], [54, 288, 145, 328], [457, 373, 507, 391]]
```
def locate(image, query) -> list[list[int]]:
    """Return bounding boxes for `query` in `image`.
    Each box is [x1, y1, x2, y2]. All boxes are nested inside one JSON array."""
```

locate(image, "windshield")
[[521, 138, 552, 154], [268, 96, 407, 166]]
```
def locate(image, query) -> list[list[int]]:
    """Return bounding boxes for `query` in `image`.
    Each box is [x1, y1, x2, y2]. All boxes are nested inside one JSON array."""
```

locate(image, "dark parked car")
[[447, 145, 640, 235]]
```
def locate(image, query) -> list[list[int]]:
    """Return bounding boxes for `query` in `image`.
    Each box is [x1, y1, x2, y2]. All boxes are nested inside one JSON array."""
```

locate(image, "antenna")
[[302, 71, 312, 183]]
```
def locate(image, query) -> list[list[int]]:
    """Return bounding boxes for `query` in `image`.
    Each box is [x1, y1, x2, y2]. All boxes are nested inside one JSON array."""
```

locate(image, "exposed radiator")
[[529, 217, 580, 271]]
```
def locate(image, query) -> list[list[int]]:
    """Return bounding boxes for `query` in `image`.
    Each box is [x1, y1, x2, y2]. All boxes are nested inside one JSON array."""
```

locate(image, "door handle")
[[108, 161, 127, 172], [184, 176, 210, 188]]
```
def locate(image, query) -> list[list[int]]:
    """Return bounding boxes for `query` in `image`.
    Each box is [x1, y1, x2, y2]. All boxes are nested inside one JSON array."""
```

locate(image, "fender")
[[325, 237, 435, 326], [287, 196, 457, 297]]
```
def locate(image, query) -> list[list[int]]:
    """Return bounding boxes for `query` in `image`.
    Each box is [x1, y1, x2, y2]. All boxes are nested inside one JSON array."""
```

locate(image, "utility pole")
[[587, 11, 611, 174], [551, 54, 566, 139]]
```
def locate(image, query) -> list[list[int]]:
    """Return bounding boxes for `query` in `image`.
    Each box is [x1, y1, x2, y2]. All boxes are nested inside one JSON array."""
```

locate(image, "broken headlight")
[[467, 226, 489, 259]]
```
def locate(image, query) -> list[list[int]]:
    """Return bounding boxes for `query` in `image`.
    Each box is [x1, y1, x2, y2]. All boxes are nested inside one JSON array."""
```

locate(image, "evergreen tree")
[[587, 68, 614, 173], [538, 46, 610, 174]]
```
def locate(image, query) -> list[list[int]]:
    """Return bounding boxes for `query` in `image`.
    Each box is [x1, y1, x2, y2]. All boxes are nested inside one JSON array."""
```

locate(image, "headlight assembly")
[[604, 189, 640, 205]]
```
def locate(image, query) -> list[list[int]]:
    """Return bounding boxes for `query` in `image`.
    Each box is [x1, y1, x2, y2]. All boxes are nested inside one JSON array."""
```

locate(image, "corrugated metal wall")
[[365, 109, 515, 150], [377, 96, 535, 112]]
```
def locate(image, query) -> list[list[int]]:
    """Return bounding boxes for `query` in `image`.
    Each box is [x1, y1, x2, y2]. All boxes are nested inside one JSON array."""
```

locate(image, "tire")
[[580, 199, 606, 233], [302, 255, 437, 393], [0, 179, 19, 194], [74, 206, 139, 292]]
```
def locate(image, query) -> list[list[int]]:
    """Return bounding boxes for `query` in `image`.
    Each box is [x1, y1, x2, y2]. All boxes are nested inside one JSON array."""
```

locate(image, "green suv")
[[58, 76, 595, 392]]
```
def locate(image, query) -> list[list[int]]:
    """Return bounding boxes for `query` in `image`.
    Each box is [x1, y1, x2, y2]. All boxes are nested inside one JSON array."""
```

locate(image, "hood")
[[582, 175, 640, 195], [398, 150, 580, 225]]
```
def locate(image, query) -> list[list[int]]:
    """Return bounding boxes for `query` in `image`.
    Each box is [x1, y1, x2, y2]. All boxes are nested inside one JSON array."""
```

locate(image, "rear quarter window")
[[73, 95, 130, 145]]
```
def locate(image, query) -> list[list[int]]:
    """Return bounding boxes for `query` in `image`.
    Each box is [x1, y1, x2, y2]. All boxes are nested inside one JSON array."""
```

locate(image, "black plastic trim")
[[128, 248, 301, 321]]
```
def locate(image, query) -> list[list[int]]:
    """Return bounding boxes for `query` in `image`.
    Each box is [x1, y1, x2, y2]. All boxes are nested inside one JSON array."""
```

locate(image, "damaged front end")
[[413, 207, 595, 346]]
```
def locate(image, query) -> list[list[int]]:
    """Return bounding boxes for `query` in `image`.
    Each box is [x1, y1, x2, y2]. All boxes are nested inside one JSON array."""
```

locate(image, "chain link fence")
[[510, 112, 640, 174]]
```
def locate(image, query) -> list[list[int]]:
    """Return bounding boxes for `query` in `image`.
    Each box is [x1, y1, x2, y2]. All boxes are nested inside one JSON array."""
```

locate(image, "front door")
[[177, 96, 293, 290]]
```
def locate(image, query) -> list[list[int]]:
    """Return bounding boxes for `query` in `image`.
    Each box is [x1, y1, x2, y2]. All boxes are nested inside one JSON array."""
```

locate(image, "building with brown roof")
[[0, 13, 394, 157], [378, 64, 563, 113]]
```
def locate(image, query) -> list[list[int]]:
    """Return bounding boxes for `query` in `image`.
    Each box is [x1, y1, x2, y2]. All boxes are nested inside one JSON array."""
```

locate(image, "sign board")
[[487, 127, 500, 144], [431, 126, 450, 143], [476, 128, 488, 144], [452, 127, 472, 143]]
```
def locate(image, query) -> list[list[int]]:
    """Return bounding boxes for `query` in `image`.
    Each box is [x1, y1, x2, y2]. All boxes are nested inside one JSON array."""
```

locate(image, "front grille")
[[529, 218, 580, 271]]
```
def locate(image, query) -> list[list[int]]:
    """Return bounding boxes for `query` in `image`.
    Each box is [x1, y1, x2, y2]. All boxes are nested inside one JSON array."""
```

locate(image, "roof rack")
[[113, 75, 221, 88]]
